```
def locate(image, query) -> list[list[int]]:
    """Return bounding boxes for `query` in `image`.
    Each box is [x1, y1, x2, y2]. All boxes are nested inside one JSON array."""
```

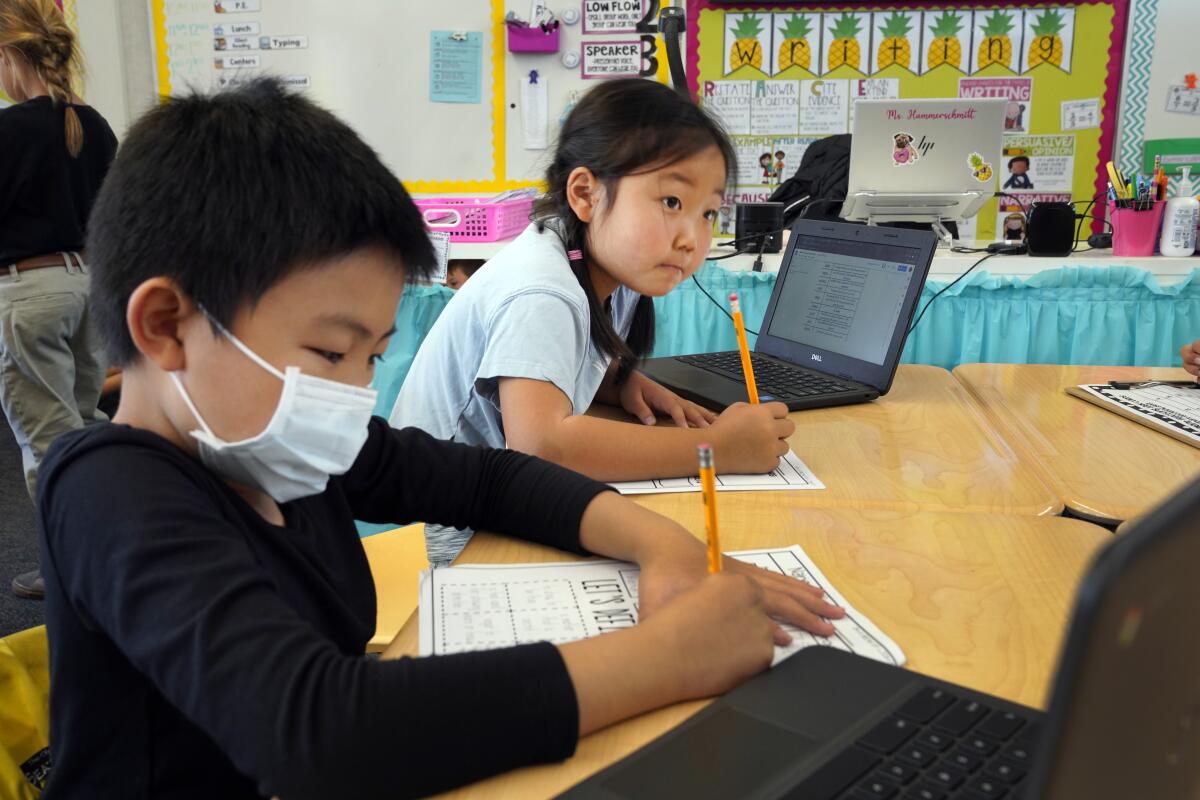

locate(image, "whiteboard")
[[149, 0, 504, 190]]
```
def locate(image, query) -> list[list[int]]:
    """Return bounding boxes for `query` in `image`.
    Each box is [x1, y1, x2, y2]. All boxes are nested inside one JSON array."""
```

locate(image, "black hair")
[[87, 78, 436, 366], [1008, 155, 1030, 168], [774, 150, 785, 158], [532, 78, 735, 383], [447, 259, 485, 277]]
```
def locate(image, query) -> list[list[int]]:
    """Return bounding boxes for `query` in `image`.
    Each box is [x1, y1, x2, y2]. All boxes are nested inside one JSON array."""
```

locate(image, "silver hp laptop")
[[842, 99, 1006, 233], [561, 474, 1200, 800], [640, 219, 935, 412]]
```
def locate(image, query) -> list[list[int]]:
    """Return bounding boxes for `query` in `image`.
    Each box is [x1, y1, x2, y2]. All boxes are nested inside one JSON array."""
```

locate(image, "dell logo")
[[811, 353, 823, 362]]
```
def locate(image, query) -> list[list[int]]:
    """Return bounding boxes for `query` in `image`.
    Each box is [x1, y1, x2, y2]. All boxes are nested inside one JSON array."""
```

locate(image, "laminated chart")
[[608, 450, 824, 495], [419, 546, 905, 668], [1068, 384, 1200, 448]]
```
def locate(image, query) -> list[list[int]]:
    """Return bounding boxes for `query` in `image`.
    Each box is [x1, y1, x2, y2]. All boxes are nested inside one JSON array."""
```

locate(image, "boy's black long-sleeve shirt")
[[39, 418, 609, 799]]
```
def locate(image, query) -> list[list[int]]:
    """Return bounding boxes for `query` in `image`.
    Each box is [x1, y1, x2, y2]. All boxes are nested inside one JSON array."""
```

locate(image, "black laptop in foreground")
[[641, 219, 936, 412], [560, 475, 1200, 800]]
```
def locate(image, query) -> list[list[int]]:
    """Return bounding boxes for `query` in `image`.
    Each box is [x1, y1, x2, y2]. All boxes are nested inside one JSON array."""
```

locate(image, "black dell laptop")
[[641, 219, 936, 412], [560, 475, 1200, 800]]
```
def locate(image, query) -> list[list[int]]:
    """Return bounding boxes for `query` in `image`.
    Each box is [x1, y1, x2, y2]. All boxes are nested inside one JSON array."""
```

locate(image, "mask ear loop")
[[168, 371, 218, 439], [197, 306, 287, 381]]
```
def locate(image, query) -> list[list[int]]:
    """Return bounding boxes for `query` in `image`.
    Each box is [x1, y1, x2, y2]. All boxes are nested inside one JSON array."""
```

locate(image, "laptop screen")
[[765, 234, 922, 367]]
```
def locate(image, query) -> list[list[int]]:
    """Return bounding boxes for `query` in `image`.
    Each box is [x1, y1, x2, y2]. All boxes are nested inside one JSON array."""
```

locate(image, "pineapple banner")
[[694, 2, 1119, 241]]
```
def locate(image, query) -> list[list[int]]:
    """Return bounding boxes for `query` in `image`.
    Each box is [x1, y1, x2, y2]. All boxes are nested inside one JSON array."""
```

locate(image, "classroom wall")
[[1141, 0, 1196, 141], [73, 0, 155, 136]]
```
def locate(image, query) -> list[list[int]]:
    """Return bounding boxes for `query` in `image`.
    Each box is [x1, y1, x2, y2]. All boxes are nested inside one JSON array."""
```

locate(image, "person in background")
[[446, 258, 484, 290], [1180, 339, 1200, 379], [0, 0, 117, 599]]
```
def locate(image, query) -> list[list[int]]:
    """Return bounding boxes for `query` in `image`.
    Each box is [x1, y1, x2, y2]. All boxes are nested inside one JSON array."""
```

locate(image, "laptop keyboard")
[[786, 687, 1040, 800], [676, 352, 856, 401]]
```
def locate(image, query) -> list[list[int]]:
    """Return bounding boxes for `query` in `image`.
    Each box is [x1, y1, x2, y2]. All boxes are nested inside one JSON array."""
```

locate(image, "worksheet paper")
[[1072, 383, 1200, 447], [418, 546, 905, 668], [608, 450, 824, 494]]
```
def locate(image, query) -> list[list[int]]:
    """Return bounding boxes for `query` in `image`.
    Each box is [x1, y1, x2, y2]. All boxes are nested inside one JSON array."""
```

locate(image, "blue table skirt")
[[374, 264, 1200, 421], [361, 263, 1199, 537]]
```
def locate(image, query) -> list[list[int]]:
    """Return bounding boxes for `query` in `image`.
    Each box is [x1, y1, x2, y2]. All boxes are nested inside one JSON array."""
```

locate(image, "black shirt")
[[0, 96, 117, 264], [39, 418, 609, 799]]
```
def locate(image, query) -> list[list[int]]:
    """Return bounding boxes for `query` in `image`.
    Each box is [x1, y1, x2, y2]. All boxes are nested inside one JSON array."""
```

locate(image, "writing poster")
[[751, 79, 800, 135], [1002, 134, 1075, 192], [702, 79, 752, 135], [959, 77, 1033, 132], [848, 77, 900, 129], [799, 78, 849, 135]]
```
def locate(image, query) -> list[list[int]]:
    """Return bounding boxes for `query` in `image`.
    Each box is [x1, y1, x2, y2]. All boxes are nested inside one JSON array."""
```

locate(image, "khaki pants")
[[0, 257, 107, 502]]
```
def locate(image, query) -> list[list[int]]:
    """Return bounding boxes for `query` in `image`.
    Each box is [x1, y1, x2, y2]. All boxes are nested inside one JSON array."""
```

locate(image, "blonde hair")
[[0, 0, 84, 156]]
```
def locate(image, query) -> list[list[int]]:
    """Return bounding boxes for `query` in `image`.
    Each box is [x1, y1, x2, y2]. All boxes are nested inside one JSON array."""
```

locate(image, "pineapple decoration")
[[827, 13, 863, 72], [926, 11, 964, 70], [976, 10, 1015, 70], [1027, 9, 1066, 68], [776, 14, 814, 72], [876, 12, 914, 71], [968, 152, 994, 183], [728, 15, 765, 72]]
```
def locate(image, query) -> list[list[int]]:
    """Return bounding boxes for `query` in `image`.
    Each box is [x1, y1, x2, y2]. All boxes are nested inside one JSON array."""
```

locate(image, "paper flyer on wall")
[[847, 78, 899, 130], [1001, 134, 1075, 193], [418, 545, 906, 668], [958, 77, 1032, 132]]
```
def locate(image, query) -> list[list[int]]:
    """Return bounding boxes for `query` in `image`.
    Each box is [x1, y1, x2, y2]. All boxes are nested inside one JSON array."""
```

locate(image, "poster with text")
[[751, 79, 800, 135], [724, 12, 772, 78], [921, 9, 973, 74], [970, 8, 1024, 74], [582, 0, 646, 35], [770, 12, 821, 77], [870, 10, 922, 75], [959, 77, 1032, 132], [702, 80, 753, 135], [1002, 135, 1075, 193], [1019, 7, 1075, 74], [995, 192, 1072, 241], [820, 12, 871, 75], [848, 78, 900, 130], [799, 78, 849, 135]]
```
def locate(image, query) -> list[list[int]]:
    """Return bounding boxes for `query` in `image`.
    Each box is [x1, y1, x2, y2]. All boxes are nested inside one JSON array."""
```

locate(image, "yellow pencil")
[[698, 444, 721, 573], [729, 293, 759, 404]]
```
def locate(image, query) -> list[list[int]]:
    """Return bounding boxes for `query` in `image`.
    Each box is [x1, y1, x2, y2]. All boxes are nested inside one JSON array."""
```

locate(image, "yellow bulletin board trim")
[[409, 0, 517, 194]]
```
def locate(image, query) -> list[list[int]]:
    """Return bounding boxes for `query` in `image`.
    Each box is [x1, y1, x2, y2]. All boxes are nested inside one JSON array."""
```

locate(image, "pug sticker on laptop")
[[968, 152, 994, 182], [892, 132, 918, 166]]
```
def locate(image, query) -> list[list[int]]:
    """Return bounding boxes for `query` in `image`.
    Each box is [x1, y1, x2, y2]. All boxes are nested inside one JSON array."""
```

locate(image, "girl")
[[391, 79, 793, 565], [0, 0, 116, 599]]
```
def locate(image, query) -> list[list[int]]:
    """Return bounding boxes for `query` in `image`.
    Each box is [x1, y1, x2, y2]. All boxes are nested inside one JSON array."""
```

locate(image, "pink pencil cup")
[[507, 24, 560, 53], [1109, 201, 1165, 256]]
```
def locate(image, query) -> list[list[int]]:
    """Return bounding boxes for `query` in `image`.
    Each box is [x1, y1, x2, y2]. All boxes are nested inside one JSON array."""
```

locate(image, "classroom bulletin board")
[[146, 0, 677, 193], [688, 0, 1128, 240]]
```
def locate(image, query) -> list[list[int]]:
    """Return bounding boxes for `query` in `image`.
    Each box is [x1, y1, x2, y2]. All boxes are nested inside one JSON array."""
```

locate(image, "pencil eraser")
[[729, 292, 738, 302]]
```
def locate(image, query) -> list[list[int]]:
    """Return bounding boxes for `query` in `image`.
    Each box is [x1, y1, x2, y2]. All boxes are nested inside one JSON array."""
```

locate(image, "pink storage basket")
[[414, 196, 535, 242]]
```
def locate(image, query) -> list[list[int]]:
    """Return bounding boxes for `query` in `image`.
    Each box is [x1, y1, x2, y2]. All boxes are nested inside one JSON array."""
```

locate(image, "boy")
[[1004, 155, 1033, 190], [445, 257, 483, 290], [38, 79, 841, 798]]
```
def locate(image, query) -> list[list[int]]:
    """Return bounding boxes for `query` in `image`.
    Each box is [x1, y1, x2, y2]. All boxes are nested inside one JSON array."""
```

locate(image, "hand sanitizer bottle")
[[1160, 166, 1199, 257]]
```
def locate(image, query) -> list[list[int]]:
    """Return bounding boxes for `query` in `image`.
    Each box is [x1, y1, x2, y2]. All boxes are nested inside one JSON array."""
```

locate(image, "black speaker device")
[[1025, 201, 1076, 256], [734, 202, 784, 254]]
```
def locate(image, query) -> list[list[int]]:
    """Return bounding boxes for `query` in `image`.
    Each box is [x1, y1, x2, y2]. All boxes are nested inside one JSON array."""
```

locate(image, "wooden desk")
[[690, 365, 1058, 516], [384, 503, 1108, 799], [954, 364, 1200, 525]]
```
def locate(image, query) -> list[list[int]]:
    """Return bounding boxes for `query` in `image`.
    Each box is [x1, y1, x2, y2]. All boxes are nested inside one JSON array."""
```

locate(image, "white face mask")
[[169, 317, 378, 503]]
